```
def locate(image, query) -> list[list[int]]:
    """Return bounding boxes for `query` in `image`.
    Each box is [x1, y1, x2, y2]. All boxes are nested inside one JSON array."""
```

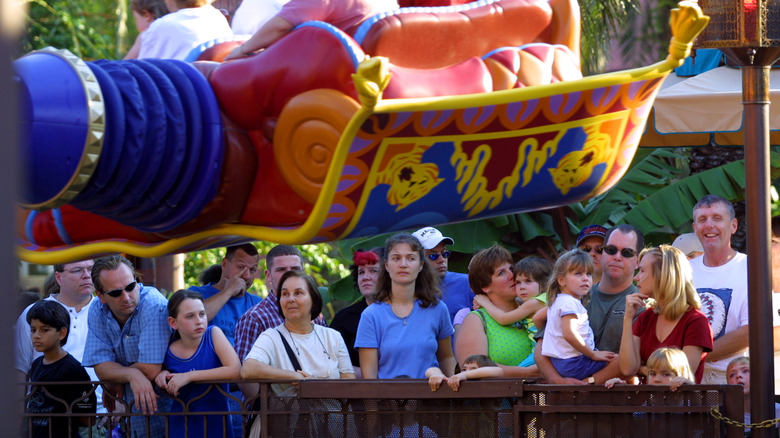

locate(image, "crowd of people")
[[15, 194, 780, 437]]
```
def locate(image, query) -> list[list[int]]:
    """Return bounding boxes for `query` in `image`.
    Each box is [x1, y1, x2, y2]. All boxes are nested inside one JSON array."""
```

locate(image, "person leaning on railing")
[[617, 245, 713, 383], [355, 233, 456, 379], [456, 245, 540, 377], [240, 270, 355, 395]]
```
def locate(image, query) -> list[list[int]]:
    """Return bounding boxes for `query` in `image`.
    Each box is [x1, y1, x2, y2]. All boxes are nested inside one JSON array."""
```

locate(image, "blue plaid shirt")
[[83, 284, 171, 437], [83, 284, 170, 367]]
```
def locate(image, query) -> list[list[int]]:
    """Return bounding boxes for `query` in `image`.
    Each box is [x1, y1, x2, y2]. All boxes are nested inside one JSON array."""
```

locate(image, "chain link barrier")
[[711, 407, 780, 429]]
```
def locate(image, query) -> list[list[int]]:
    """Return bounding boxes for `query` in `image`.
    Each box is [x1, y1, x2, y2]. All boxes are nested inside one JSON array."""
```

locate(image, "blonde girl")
[[541, 250, 621, 383], [606, 347, 694, 389]]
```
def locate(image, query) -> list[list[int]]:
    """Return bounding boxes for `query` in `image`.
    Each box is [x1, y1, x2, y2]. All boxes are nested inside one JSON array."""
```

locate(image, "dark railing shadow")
[[19, 379, 744, 438]]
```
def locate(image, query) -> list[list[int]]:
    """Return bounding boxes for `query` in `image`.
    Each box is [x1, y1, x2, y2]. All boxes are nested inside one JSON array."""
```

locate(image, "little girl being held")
[[155, 290, 241, 438], [606, 347, 694, 390], [541, 250, 621, 384], [426, 354, 504, 392], [473, 257, 551, 367]]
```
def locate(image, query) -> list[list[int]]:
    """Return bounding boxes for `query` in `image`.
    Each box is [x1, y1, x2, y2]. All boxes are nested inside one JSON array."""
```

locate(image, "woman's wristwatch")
[[587, 376, 596, 384]]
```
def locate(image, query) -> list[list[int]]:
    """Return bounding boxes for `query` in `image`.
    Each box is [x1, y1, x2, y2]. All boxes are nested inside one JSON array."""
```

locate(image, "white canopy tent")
[[640, 66, 780, 146]]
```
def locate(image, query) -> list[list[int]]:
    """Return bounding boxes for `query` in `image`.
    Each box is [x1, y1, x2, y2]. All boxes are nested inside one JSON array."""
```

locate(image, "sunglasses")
[[602, 245, 637, 258], [578, 244, 603, 254], [428, 250, 451, 261], [102, 281, 137, 298]]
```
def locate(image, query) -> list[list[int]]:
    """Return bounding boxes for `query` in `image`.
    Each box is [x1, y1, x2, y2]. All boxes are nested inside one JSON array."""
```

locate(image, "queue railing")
[[19, 378, 744, 437]]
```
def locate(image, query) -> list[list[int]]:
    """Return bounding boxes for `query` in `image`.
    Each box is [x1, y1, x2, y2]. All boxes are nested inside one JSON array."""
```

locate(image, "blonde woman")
[[619, 245, 713, 383]]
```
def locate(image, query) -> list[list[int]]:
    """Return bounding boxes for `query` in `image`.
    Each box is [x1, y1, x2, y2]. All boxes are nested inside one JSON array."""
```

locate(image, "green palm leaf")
[[621, 151, 780, 235], [580, 148, 689, 227]]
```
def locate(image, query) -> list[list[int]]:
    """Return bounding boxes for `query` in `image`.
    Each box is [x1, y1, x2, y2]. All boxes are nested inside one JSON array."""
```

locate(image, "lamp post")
[[696, 1, 780, 436]]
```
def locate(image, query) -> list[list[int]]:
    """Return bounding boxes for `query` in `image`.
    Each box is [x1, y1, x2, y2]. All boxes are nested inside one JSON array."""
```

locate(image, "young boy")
[[727, 356, 780, 436], [25, 300, 96, 438], [426, 354, 504, 392]]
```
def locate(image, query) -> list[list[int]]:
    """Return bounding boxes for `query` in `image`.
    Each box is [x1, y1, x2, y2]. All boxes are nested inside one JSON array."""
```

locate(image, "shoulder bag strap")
[[276, 329, 303, 371]]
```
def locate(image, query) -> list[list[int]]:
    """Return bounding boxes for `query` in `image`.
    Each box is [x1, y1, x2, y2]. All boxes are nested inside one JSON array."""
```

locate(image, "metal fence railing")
[[20, 379, 745, 438]]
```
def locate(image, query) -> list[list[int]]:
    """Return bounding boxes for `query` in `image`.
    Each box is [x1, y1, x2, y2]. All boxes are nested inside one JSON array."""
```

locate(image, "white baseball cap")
[[412, 227, 454, 250], [672, 233, 703, 255]]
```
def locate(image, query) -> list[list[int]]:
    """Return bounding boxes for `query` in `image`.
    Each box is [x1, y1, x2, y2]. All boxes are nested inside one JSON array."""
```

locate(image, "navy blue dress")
[[165, 326, 233, 438]]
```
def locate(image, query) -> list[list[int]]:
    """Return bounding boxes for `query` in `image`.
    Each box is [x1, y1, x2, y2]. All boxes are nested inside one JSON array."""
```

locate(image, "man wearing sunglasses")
[[15, 260, 104, 412], [576, 224, 607, 284], [412, 226, 472, 322], [535, 224, 644, 384], [82, 255, 171, 437], [586, 224, 644, 354]]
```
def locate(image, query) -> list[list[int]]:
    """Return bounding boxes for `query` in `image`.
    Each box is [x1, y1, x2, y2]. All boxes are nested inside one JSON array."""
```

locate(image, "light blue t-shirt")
[[441, 271, 474, 323], [355, 300, 454, 379], [189, 283, 262, 347]]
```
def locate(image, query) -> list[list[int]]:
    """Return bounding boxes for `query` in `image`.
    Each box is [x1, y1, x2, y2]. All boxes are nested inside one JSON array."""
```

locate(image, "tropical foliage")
[[613, 0, 679, 69], [183, 242, 350, 298], [21, 0, 134, 60]]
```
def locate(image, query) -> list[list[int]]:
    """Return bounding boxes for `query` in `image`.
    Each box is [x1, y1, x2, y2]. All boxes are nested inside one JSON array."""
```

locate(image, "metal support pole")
[[743, 63, 775, 438], [0, 1, 21, 435]]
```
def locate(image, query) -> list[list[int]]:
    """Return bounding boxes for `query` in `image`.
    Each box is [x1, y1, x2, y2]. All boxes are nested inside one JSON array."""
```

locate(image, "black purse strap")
[[276, 329, 303, 371]]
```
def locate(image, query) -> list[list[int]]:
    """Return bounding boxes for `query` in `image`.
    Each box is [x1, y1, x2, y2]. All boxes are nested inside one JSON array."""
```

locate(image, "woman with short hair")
[[456, 244, 539, 376], [241, 270, 354, 395], [330, 248, 383, 374]]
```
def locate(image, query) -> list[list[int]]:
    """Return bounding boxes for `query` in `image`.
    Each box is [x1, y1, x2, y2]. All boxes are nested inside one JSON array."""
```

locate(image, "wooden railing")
[[20, 379, 745, 437]]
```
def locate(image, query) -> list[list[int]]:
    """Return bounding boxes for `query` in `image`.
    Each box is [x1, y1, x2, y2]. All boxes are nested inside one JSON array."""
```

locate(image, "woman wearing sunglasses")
[[617, 245, 713, 383], [355, 233, 455, 379]]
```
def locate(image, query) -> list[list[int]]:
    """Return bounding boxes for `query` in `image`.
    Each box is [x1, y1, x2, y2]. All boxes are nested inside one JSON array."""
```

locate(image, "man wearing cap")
[[672, 232, 704, 259], [412, 226, 473, 322], [535, 224, 644, 384], [576, 225, 607, 284]]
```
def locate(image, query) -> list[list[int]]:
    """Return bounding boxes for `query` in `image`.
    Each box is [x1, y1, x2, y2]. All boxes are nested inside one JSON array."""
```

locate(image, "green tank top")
[[474, 308, 535, 366]]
